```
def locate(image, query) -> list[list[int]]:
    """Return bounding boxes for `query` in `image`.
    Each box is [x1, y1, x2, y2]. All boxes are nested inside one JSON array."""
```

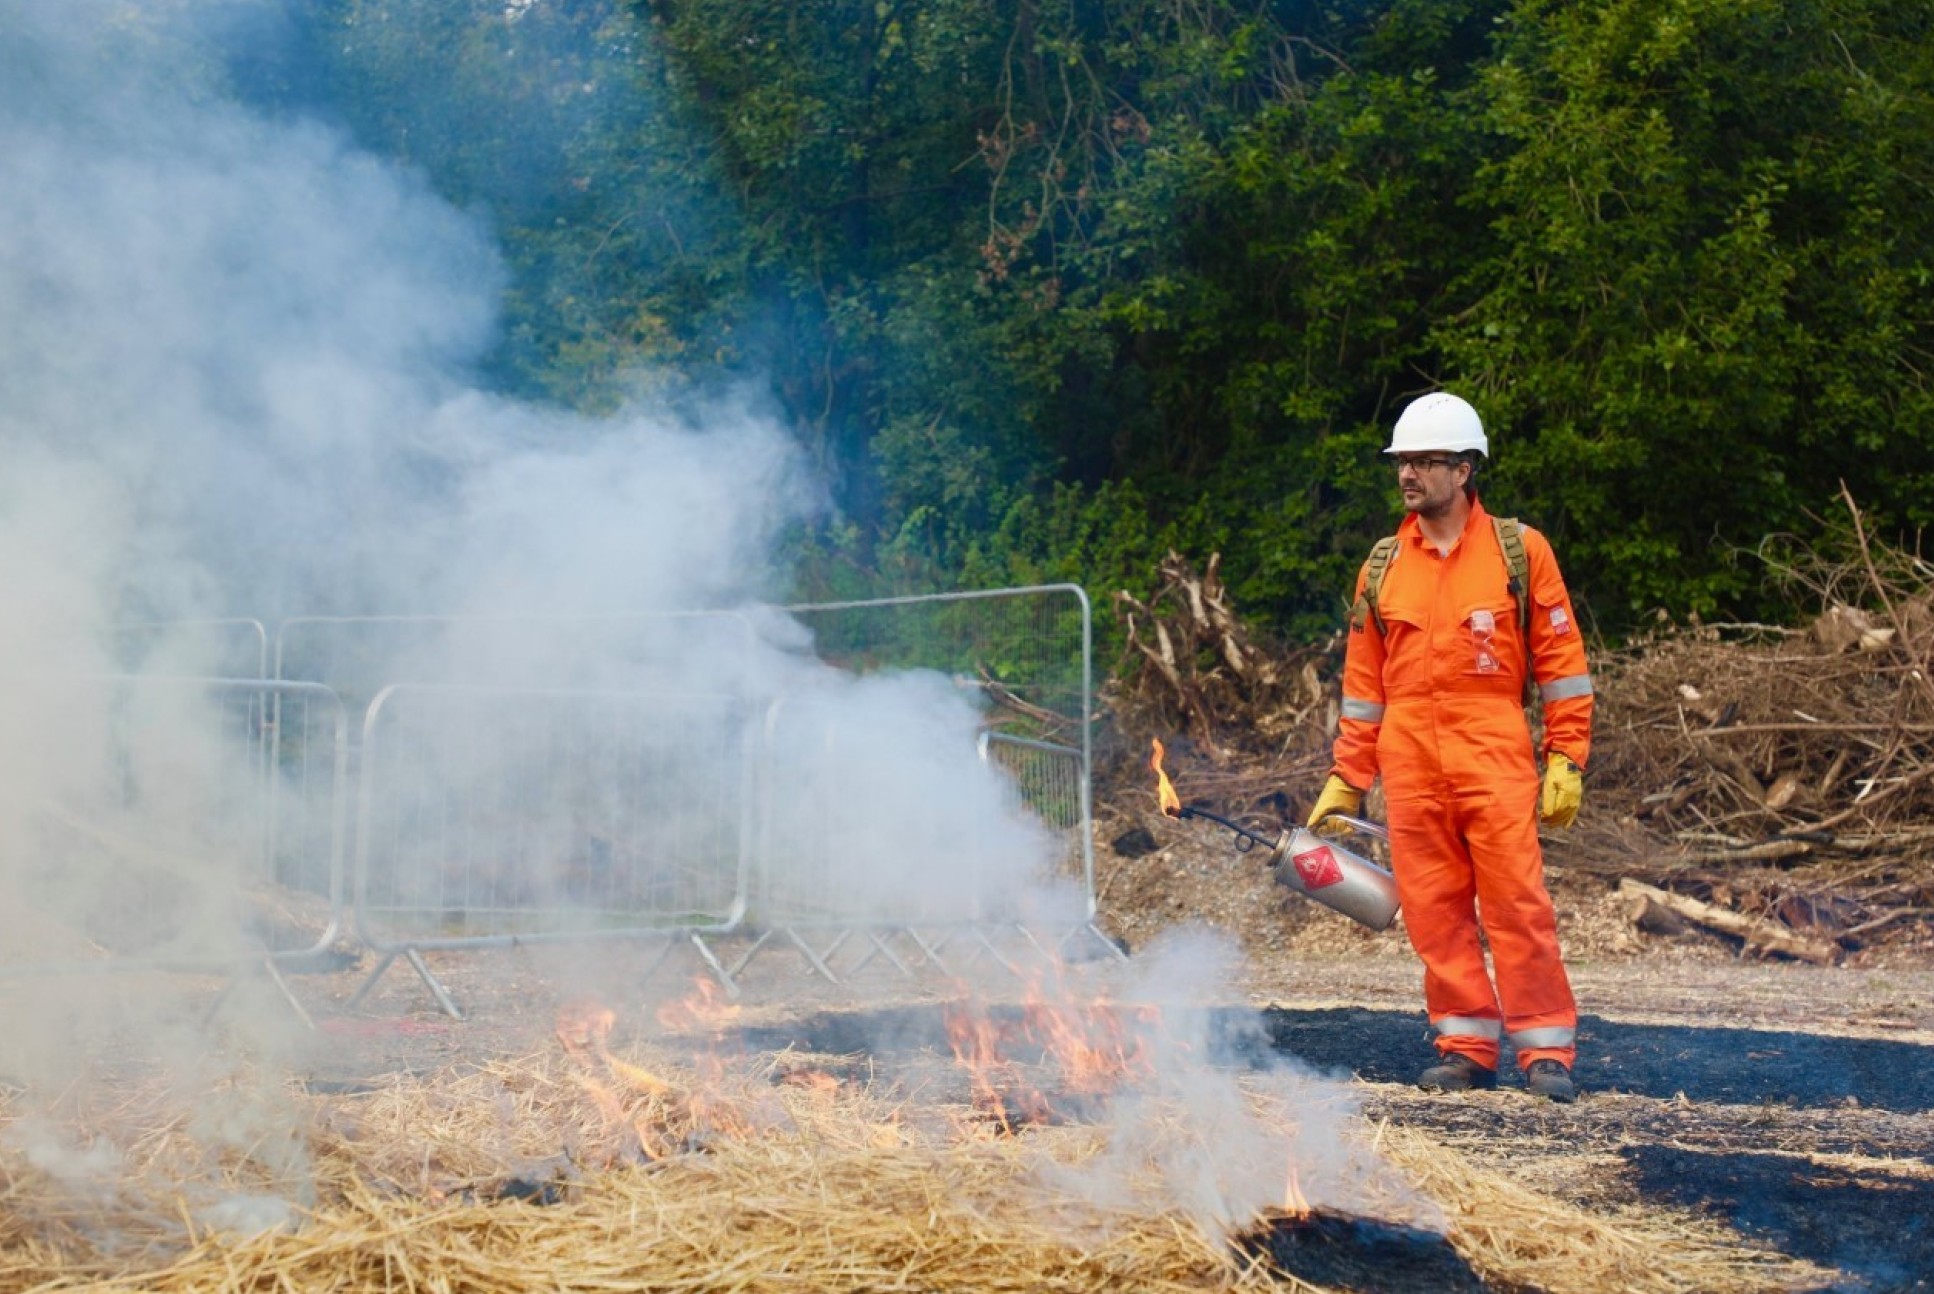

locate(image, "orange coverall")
[[1331, 497, 1593, 1071]]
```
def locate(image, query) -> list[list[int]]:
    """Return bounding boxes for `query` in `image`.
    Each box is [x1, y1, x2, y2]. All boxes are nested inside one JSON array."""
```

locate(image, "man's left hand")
[[1540, 753, 1583, 828]]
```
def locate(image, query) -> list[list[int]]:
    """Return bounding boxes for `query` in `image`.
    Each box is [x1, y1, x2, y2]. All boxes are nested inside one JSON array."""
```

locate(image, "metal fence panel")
[[778, 585, 1095, 918], [978, 732, 1092, 911], [784, 585, 1090, 735], [275, 612, 756, 717], [109, 619, 269, 680], [8, 676, 346, 972], [751, 694, 1082, 931], [353, 685, 751, 949], [267, 682, 356, 909]]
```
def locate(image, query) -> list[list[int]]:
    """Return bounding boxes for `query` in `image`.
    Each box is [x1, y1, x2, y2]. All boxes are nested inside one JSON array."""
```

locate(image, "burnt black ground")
[[1238, 1209, 1495, 1293], [732, 1003, 1934, 1294], [1253, 1006, 1934, 1112], [733, 1003, 1934, 1112]]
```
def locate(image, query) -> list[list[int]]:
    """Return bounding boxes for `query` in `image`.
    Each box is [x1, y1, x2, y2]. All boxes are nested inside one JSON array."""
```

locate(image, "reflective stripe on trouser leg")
[[1463, 782, 1578, 1069], [1386, 798, 1503, 1069], [1508, 1027, 1575, 1049]]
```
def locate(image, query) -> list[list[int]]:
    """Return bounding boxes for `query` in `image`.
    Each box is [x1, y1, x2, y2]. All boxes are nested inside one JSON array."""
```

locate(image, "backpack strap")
[[1352, 519, 1531, 647], [1349, 535, 1402, 637], [1490, 515, 1532, 643]]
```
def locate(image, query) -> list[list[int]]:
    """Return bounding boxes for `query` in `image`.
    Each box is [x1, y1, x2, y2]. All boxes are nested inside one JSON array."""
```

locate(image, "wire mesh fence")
[[31, 591, 1098, 1002], [784, 585, 1091, 741], [5, 676, 347, 974], [107, 619, 269, 680], [782, 584, 1094, 906], [274, 612, 758, 718], [352, 684, 751, 949]]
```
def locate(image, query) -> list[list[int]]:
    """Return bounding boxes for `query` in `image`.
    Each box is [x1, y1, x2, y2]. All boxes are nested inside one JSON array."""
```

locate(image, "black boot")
[[1525, 1059, 1577, 1103], [1417, 1052, 1497, 1093]]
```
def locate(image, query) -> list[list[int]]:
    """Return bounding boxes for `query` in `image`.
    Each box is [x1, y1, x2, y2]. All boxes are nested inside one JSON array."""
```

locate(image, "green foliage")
[[255, 0, 1934, 641], [303, 0, 752, 405], [1440, 0, 1934, 622]]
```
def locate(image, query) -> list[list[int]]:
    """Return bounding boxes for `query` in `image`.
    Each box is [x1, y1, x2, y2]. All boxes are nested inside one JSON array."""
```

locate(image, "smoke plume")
[[0, 0, 1390, 1251]]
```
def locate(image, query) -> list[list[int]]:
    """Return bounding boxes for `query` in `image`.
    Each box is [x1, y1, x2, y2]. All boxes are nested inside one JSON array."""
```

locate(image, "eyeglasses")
[[1393, 454, 1460, 473]]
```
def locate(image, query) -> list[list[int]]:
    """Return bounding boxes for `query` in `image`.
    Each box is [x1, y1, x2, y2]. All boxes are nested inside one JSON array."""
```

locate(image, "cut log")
[[1674, 838, 1817, 866], [1616, 878, 1840, 965]]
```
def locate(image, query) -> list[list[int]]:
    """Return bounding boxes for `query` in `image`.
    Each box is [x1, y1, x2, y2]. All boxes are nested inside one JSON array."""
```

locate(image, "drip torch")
[[1151, 740, 1400, 931]]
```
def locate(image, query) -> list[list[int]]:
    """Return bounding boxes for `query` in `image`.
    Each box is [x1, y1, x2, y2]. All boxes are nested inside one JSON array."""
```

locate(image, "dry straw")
[[1, 1048, 1816, 1294]]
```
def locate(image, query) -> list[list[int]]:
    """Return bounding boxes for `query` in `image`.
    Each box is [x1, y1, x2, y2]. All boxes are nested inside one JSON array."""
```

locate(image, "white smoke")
[[0, 0, 1393, 1258], [1032, 927, 1439, 1236], [0, 2, 1053, 1092]]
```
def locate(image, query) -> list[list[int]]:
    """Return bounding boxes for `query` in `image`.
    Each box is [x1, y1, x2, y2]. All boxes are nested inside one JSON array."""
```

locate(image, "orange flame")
[[553, 996, 750, 1162], [1283, 1157, 1312, 1219], [1150, 738, 1182, 817], [555, 999, 617, 1060], [605, 1053, 673, 1096], [944, 996, 1038, 1130], [777, 1068, 842, 1096], [944, 960, 1163, 1132], [655, 976, 741, 1035], [1021, 970, 1156, 1096]]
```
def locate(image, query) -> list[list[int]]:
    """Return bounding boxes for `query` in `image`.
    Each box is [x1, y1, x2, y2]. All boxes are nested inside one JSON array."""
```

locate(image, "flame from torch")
[[1150, 738, 1182, 818]]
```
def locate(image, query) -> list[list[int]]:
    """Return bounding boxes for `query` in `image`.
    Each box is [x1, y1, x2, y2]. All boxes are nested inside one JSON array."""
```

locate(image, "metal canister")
[[1266, 817, 1400, 931]]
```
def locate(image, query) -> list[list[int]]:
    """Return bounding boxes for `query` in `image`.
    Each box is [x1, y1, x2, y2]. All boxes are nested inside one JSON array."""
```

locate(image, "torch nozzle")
[[1176, 805, 1279, 853]]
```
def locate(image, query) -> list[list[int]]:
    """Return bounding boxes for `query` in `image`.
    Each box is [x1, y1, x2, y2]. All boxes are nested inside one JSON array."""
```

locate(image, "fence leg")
[[783, 928, 842, 985], [1014, 924, 1055, 965], [879, 931, 915, 977], [259, 955, 316, 1030], [404, 947, 465, 1021], [345, 951, 399, 1011], [847, 930, 912, 979], [726, 929, 774, 979], [687, 933, 740, 999], [202, 954, 316, 1031], [967, 926, 1023, 979], [903, 927, 951, 973], [636, 933, 678, 987], [1081, 922, 1128, 961]]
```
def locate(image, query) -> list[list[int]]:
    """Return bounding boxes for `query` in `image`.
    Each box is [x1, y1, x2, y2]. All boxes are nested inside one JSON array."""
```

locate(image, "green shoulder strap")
[[1349, 535, 1402, 636], [1491, 515, 1532, 642]]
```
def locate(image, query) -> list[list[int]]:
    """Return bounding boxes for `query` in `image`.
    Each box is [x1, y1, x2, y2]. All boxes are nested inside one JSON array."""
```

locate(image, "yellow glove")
[[1540, 753, 1583, 828], [1306, 774, 1363, 837]]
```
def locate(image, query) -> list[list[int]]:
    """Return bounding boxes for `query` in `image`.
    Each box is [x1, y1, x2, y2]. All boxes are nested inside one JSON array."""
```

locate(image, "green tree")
[[1442, 0, 1934, 619], [255, 0, 1934, 639]]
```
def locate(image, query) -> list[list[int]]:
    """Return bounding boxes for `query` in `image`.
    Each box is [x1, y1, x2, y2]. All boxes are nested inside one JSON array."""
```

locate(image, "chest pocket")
[[1372, 595, 1433, 692], [1459, 601, 1519, 677]]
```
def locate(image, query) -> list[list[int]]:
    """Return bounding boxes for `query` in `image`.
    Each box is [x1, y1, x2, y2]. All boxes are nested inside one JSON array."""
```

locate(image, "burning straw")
[[0, 1043, 1819, 1294]]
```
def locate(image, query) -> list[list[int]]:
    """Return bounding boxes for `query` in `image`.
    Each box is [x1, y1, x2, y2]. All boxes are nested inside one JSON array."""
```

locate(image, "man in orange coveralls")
[[1307, 392, 1593, 1103]]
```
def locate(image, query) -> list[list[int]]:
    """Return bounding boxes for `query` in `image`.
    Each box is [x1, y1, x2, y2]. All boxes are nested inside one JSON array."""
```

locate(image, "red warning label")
[[1292, 843, 1345, 891]]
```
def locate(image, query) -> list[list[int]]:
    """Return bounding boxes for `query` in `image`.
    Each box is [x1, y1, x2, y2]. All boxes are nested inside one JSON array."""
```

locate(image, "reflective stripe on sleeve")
[[1508, 1026, 1575, 1049], [1433, 1017, 1502, 1040], [1340, 696, 1386, 723], [1538, 674, 1594, 702]]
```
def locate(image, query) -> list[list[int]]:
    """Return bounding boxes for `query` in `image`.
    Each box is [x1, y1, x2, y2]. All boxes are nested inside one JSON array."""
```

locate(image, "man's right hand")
[[1306, 774, 1363, 837]]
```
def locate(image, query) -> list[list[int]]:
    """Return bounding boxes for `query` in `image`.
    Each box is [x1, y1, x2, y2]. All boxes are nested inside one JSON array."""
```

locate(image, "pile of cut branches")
[[1584, 489, 1934, 956], [1112, 551, 1335, 764]]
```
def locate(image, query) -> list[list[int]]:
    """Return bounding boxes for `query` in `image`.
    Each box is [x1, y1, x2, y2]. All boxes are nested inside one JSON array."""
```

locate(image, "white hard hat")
[[1386, 392, 1487, 457]]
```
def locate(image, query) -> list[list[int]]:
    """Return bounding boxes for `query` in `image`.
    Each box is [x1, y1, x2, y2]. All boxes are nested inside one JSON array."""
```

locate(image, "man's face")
[[1394, 453, 1470, 518]]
